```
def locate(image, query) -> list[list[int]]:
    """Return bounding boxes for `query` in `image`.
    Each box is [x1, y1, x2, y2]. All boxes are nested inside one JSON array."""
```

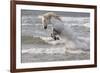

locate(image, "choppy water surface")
[[21, 10, 90, 63]]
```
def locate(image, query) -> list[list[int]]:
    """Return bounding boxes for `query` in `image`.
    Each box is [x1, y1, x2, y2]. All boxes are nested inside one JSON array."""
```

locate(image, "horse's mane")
[[42, 12, 62, 21]]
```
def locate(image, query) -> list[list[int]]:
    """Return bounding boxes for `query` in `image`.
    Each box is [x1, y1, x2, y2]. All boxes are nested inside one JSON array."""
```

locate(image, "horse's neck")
[[50, 17, 64, 31], [50, 17, 63, 26]]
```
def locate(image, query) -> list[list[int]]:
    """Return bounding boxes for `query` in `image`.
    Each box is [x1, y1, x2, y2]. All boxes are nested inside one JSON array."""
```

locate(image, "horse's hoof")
[[54, 37, 60, 40], [56, 37, 59, 40], [54, 37, 57, 40]]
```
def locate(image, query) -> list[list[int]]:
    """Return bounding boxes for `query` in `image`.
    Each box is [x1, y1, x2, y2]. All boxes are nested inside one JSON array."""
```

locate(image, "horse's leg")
[[51, 33, 57, 40], [51, 28, 60, 40], [51, 33, 59, 40]]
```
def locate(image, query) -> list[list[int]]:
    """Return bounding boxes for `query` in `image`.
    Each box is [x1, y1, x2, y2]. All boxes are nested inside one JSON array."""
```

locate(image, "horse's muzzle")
[[44, 26, 47, 29]]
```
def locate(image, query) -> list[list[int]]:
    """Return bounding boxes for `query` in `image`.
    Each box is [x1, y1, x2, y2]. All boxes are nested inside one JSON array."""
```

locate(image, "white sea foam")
[[22, 47, 66, 54], [40, 37, 65, 45], [22, 47, 86, 54]]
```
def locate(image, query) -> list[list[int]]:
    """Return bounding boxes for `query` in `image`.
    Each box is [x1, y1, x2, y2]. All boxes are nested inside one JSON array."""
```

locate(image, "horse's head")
[[41, 15, 48, 29], [38, 12, 61, 29]]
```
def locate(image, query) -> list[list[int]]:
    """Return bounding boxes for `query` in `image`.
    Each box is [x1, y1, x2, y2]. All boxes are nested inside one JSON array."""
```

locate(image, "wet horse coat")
[[40, 12, 88, 50]]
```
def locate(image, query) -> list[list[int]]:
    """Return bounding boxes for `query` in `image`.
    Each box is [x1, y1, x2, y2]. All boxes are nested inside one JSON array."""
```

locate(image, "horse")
[[39, 12, 88, 51]]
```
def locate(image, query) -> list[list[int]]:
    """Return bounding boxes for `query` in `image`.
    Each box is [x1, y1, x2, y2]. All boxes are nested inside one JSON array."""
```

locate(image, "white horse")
[[39, 12, 89, 51]]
